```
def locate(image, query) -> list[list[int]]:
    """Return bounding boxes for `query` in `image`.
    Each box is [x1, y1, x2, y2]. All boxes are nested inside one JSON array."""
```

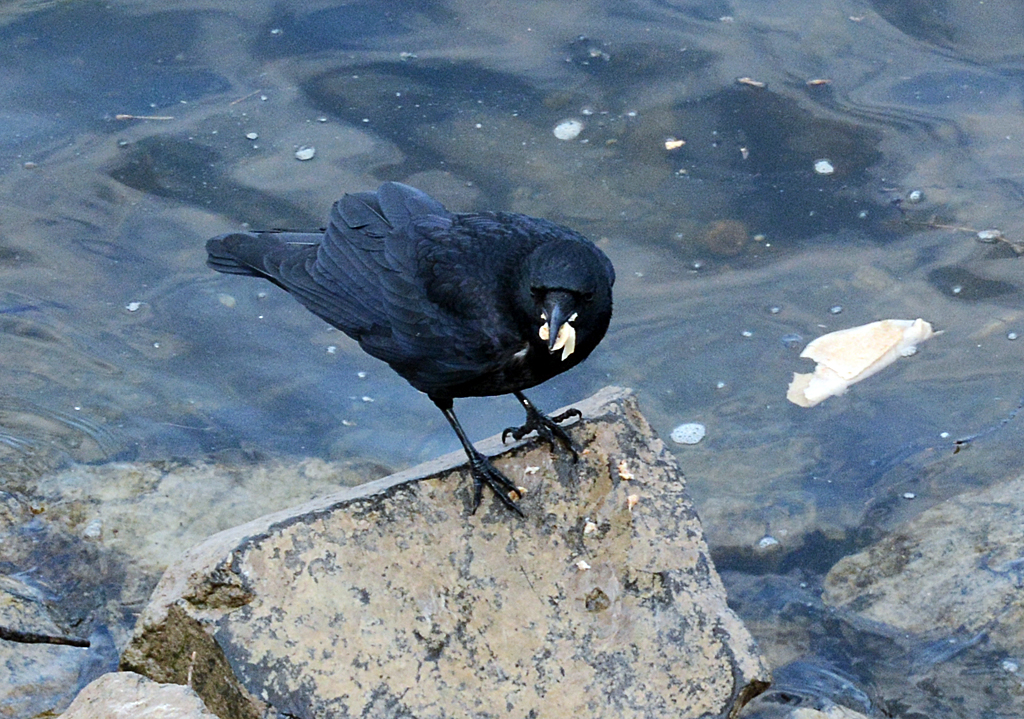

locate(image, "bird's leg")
[[434, 398, 524, 516], [502, 391, 581, 461]]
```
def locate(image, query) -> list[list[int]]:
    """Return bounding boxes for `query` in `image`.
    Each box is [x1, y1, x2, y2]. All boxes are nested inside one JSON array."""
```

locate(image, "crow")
[[206, 182, 614, 514]]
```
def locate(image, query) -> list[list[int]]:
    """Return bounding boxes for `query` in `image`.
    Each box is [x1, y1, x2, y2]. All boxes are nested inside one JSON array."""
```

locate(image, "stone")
[[737, 660, 876, 719], [0, 575, 89, 717], [0, 640, 84, 718], [62, 671, 218, 718], [823, 472, 1024, 653], [122, 387, 769, 719], [0, 454, 383, 715], [740, 704, 870, 719]]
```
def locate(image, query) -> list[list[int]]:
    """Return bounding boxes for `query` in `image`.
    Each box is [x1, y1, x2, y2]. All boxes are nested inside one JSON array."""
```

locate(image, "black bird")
[[206, 182, 614, 514]]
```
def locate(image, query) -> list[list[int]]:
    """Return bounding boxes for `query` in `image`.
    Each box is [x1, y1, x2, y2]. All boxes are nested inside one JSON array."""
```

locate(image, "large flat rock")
[[122, 387, 769, 719]]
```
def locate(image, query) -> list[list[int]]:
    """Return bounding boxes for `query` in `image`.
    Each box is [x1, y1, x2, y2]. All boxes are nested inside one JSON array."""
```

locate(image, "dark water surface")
[[2, 0, 1023, 716]]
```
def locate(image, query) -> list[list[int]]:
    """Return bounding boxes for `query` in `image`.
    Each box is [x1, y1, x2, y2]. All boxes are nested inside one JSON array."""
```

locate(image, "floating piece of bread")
[[787, 318, 936, 407]]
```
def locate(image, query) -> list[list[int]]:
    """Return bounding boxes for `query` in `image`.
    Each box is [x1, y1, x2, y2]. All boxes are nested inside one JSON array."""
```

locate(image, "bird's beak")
[[538, 293, 578, 361]]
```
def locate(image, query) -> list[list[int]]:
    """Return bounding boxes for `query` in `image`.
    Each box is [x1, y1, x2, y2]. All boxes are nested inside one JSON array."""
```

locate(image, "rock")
[[823, 473, 1024, 653], [0, 640, 84, 718], [62, 671, 218, 718], [122, 387, 769, 719], [0, 575, 89, 717], [737, 660, 877, 719], [29, 456, 384, 582], [747, 707, 871, 719], [0, 455, 383, 716]]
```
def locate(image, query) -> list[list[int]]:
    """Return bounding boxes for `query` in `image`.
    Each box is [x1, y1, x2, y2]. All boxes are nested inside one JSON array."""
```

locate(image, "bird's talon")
[[467, 457, 525, 517], [551, 408, 583, 424], [471, 477, 484, 513], [504, 402, 582, 460], [501, 426, 522, 444]]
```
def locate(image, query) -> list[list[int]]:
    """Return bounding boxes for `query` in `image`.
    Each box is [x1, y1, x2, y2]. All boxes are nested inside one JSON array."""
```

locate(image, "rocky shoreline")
[[5, 388, 1023, 717]]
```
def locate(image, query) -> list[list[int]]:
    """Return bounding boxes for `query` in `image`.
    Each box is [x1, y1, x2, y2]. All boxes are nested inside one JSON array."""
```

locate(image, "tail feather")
[[206, 233, 278, 277]]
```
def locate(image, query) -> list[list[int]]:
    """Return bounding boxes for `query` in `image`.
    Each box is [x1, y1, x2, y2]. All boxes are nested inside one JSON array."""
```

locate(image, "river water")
[[2, 0, 1023, 716]]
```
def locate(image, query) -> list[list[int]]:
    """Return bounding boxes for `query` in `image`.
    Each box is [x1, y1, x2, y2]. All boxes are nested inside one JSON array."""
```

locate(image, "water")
[[2, 0, 1023, 716]]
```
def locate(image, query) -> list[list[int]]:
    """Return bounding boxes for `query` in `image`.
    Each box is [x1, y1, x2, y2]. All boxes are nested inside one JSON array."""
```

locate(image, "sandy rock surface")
[[122, 387, 770, 719]]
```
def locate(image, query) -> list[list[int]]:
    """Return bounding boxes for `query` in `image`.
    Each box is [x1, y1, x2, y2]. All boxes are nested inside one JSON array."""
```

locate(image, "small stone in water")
[[756, 535, 780, 550], [126, 301, 142, 312], [814, 159, 834, 175], [1008, 332, 1019, 341], [977, 229, 1003, 242], [553, 119, 584, 140], [952, 285, 963, 295], [907, 189, 924, 203], [902, 492, 916, 499], [781, 333, 803, 348], [671, 422, 706, 445], [829, 305, 843, 314], [295, 146, 316, 161], [245, 132, 259, 140]]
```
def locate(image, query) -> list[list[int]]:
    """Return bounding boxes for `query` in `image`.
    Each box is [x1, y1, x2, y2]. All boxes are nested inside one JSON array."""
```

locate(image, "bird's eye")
[[582, 291, 595, 302]]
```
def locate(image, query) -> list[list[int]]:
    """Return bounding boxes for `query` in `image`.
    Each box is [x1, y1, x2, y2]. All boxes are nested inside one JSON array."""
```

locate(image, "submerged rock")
[[122, 387, 769, 719], [823, 472, 1024, 656], [738, 660, 878, 719]]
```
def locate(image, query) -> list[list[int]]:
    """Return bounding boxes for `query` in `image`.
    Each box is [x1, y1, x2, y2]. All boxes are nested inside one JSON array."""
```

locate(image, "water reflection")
[[1, 0, 1023, 716]]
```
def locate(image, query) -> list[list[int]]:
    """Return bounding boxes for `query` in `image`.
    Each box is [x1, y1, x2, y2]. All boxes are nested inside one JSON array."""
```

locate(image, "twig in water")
[[0, 624, 90, 648]]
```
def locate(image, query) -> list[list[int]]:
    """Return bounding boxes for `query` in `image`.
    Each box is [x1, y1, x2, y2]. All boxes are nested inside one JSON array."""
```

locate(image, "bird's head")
[[521, 239, 614, 364]]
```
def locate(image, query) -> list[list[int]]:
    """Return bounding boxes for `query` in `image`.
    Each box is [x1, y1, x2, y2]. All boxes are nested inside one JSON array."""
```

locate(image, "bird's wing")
[[289, 185, 476, 372], [372, 211, 535, 391], [352, 196, 532, 386], [236, 184, 523, 389]]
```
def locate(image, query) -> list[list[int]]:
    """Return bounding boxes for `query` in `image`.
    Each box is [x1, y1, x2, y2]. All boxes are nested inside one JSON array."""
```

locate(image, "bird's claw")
[[502, 406, 582, 461], [468, 455, 525, 517], [549, 407, 583, 425]]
